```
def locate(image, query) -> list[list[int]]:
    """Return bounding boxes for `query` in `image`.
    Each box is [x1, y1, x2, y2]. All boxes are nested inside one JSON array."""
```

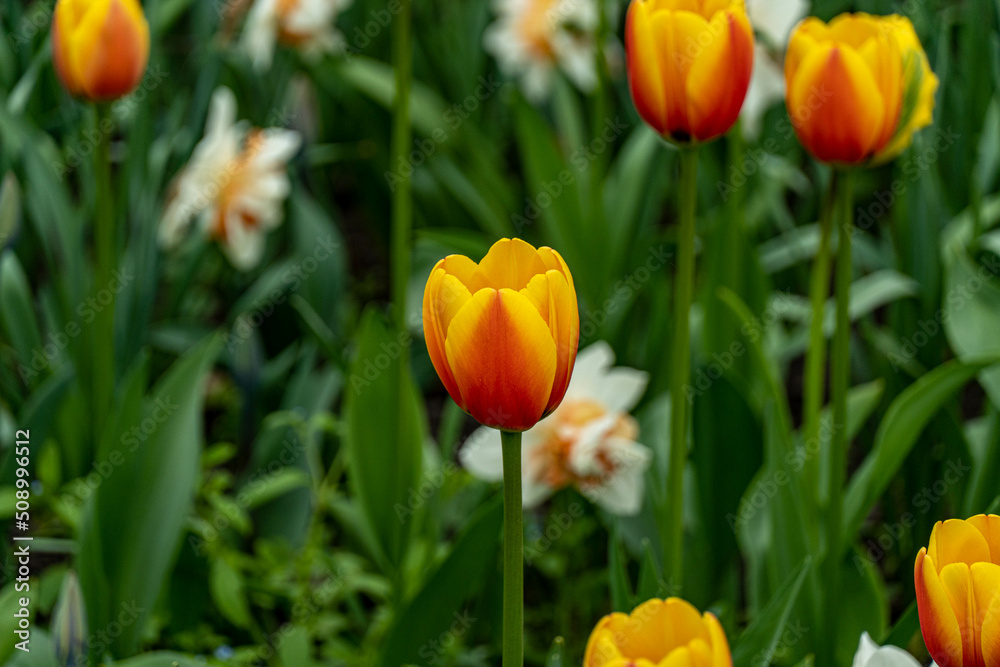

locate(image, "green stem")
[[390, 0, 413, 330], [93, 104, 115, 448], [500, 430, 524, 666], [802, 173, 839, 497], [665, 147, 698, 590], [821, 169, 854, 667]]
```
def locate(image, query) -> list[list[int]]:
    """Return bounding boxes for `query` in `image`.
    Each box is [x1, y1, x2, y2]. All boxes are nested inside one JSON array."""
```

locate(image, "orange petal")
[[444, 288, 556, 431], [85, 0, 149, 100], [52, 0, 84, 95], [786, 42, 884, 164], [978, 564, 1000, 667], [585, 615, 627, 667], [423, 264, 473, 408], [520, 269, 579, 414], [626, 0, 669, 135], [684, 8, 754, 141], [916, 549, 965, 667]]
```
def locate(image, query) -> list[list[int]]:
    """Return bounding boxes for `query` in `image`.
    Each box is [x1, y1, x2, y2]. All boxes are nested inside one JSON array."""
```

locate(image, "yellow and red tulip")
[[914, 514, 1000, 667], [53, 0, 150, 101], [423, 238, 579, 432], [785, 13, 938, 165], [625, 0, 754, 144], [585, 597, 733, 666]]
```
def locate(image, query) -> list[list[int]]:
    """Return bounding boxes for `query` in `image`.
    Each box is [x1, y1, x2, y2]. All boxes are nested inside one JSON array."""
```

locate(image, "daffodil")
[[460, 342, 652, 515]]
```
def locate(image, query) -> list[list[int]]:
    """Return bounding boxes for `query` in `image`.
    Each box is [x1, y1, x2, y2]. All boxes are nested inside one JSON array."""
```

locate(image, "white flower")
[[741, 0, 809, 138], [459, 342, 652, 515], [159, 87, 301, 271], [242, 0, 350, 71], [852, 632, 935, 667], [483, 0, 598, 102]]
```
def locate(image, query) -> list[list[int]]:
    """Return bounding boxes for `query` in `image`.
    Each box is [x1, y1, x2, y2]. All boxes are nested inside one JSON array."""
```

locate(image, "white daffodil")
[[483, 0, 598, 102], [242, 0, 349, 71], [460, 342, 652, 515], [852, 632, 935, 667], [741, 0, 809, 138], [159, 87, 301, 271]]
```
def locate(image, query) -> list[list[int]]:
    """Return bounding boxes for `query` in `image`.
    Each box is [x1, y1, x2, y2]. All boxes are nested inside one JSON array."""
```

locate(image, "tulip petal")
[[472, 238, 549, 292], [916, 549, 965, 667], [972, 563, 1000, 667], [857, 31, 903, 154], [930, 519, 993, 570], [661, 646, 694, 667], [445, 288, 557, 431], [423, 264, 473, 404], [626, 0, 669, 135], [967, 515, 1000, 565], [938, 562, 978, 663], [585, 615, 628, 666], [72, 0, 149, 100], [787, 42, 885, 164], [685, 9, 753, 141], [704, 612, 733, 667]]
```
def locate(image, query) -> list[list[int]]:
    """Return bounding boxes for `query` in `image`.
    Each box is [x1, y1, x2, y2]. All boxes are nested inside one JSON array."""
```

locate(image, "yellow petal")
[[930, 518, 993, 570], [472, 238, 548, 292]]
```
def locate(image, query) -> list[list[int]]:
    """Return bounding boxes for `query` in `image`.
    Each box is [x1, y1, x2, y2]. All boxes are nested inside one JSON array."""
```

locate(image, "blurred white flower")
[[159, 87, 301, 271], [483, 0, 598, 102], [460, 341, 652, 515], [852, 632, 935, 667], [242, 0, 350, 71], [741, 0, 809, 139]]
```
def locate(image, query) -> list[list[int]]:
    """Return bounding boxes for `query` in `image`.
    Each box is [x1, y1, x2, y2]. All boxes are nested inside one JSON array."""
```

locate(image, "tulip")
[[53, 0, 150, 101], [423, 238, 579, 433], [785, 13, 938, 165], [584, 597, 733, 666], [915, 514, 1000, 667], [625, 0, 754, 144]]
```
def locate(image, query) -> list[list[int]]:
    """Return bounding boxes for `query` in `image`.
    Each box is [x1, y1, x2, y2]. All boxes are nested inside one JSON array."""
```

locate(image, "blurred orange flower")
[[585, 597, 733, 666], [53, 0, 149, 101], [915, 514, 1000, 667], [423, 238, 579, 432], [625, 0, 754, 144], [785, 13, 938, 165]]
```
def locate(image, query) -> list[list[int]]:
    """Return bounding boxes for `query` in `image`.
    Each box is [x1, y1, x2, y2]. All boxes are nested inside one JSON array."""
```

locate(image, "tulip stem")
[[93, 104, 115, 446], [802, 173, 839, 498], [500, 429, 524, 666], [665, 147, 698, 590], [390, 0, 413, 331], [821, 169, 854, 667]]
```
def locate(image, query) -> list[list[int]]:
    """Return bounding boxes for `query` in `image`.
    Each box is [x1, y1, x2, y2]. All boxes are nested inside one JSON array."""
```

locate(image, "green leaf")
[[0, 251, 42, 369], [0, 172, 21, 250], [732, 557, 811, 667], [882, 601, 919, 649], [209, 558, 254, 630], [344, 308, 425, 571], [77, 334, 221, 657], [380, 496, 502, 667], [608, 530, 634, 613], [842, 357, 1000, 542]]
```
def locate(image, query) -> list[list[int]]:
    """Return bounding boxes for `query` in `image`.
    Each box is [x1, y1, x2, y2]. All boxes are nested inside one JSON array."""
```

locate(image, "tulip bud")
[[785, 13, 938, 165], [52, 571, 88, 666], [625, 0, 754, 144], [422, 238, 579, 432], [584, 597, 733, 666], [53, 0, 150, 102], [915, 514, 1000, 667]]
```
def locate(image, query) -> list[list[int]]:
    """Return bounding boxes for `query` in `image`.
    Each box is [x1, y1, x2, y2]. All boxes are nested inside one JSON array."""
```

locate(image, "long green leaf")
[[842, 357, 1000, 542]]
